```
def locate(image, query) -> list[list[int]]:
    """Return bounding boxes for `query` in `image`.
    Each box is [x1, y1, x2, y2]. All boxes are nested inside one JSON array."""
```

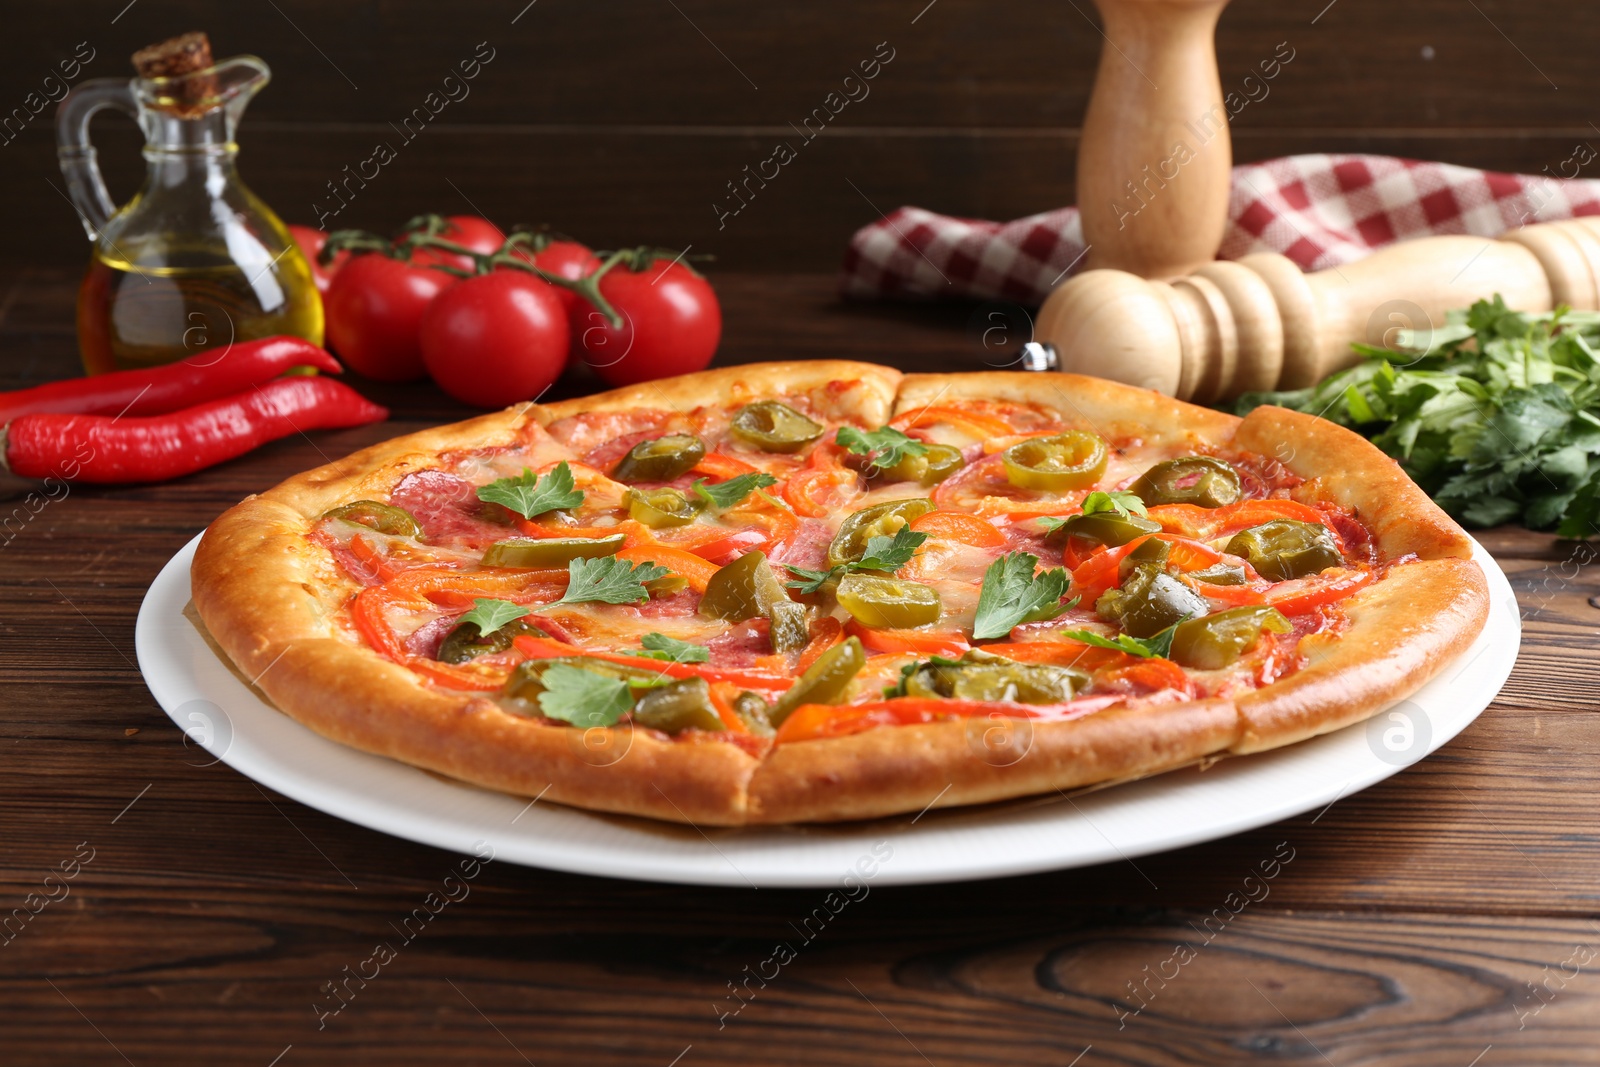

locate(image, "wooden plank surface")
[[3, 0, 1597, 271], [2, 271, 1598, 1065]]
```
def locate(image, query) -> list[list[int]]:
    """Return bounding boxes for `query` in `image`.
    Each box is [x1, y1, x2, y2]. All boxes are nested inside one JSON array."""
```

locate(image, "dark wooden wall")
[[0, 0, 1596, 272]]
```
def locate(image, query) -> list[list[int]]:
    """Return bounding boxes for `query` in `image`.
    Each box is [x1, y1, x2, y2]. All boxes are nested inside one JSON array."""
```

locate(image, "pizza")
[[191, 362, 1489, 825]]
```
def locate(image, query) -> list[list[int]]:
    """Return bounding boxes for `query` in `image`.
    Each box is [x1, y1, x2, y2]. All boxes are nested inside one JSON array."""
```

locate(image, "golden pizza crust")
[[1232, 557, 1489, 752], [193, 364, 1492, 826], [535, 361, 901, 428], [1233, 404, 1473, 560], [895, 371, 1243, 448]]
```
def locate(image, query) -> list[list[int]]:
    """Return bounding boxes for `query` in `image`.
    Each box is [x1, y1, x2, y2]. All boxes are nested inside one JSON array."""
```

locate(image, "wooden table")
[[2, 268, 1596, 1066]]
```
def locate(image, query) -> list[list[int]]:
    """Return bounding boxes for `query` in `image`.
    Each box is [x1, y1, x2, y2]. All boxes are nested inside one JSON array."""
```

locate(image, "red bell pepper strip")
[[0, 336, 341, 424], [775, 694, 1123, 743], [1263, 567, 1374, 614], [845, 620, 971, 658], [1, 376, 387, 483], [512, 634, 791, 690]]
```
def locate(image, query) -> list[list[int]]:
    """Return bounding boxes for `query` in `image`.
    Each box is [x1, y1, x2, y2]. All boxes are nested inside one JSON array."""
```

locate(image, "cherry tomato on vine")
[[420, 270, 570, 409], [406, 215, 506, 272], [512, 239, 601, 315], [287, 224, 348, 294], [324, 253, 458, 381], [573, 258, 721, 387]]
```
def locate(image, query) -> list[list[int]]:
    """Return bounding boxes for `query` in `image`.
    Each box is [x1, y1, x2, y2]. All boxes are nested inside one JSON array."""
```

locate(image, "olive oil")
[[77, 246, 323, 374]]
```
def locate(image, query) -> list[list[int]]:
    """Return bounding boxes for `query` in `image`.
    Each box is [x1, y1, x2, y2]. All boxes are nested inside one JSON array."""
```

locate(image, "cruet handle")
[[54, 78, 139, 240]]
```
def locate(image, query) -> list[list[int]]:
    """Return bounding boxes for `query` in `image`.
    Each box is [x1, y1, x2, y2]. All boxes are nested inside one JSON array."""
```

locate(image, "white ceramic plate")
[[136, 534, 1518, 887]]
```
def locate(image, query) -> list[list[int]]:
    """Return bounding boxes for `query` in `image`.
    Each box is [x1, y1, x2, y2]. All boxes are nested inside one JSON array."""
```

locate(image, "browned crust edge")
[[1234, 404, 1473, 560], [895, 371, 1243, 448], [534, 360, 902, 428], [1232, 557, 1489, 753], [192, 367, 1492, 826]]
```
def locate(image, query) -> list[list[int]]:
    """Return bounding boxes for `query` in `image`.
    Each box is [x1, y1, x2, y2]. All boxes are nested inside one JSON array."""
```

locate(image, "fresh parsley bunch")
[[1237, 296, 1600, 536]]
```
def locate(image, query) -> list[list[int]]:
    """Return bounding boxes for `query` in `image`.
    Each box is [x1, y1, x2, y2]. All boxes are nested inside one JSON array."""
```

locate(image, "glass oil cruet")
[[56, 32, 322, 374]]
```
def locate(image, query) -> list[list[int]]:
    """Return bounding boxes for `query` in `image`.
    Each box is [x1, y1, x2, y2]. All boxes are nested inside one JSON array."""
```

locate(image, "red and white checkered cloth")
[[839, 154, 1600, 303]]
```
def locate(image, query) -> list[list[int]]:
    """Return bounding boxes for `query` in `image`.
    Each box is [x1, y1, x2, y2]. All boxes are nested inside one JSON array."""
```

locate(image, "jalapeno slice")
[[879, 442, 965, 487], [1056, 510, 1162, 549], [733, 691, 776, 736], [632, 676, 726, 734], [730, 401, 824, 453], [482, 533, 625, 569], [826, 498, 933, 569], [835, 573, 942, 629], [438, 617, 545, 664], [324, 500, 422, 538], [1225, 520, 1342, 581], [1130, 456, 1243, 508], [770, 636, 866, 726], [638, 574, 683, 600], [1116, 536, 1171, 580], [626, 487, 700, 528], [611, 433, 707, 483], [903, 649, 1086, 703], [1002, 431, 1108, 492], [701, 550, 792, 621], [1169, 605, 1291, 670], [768, 599, 811, 654], [1096, 564, 1209, 638], [1188, 562, 1248, 586]]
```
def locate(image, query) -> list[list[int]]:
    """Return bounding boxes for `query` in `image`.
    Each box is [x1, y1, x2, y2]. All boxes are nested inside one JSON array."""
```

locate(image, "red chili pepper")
[[1, 377, 387, 483], [0, 336, 341, 424]]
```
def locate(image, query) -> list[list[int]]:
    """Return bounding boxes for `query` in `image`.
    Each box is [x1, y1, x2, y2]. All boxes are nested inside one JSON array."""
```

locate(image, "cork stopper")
[[132, 32, 216, 114], [132, 31, 213, 79]]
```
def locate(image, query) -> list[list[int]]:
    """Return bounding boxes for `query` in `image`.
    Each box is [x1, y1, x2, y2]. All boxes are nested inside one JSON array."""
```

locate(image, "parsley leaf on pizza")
[[784, 527, 927, 593], [636, 632, 711, 663], [692, 472, 779, 510], [855, 527, 928, 572], [1082, 490, 1149, 519], [536, 664, 634, 727], [1059, 623, 1183, 660], [454, 598, 531, 636], [836, 425, 929, 469], [972, 551, 1077, 640], [557, 556, 671, 606], [476, 461, 584, 519], [1038, 490, 1147, 534], [784, 565, 839, 595]]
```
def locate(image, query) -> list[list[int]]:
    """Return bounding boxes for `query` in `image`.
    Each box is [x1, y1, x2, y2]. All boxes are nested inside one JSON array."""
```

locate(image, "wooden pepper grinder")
[[1078, 0, 1233, 279], [1038, 217, 1600, 402]]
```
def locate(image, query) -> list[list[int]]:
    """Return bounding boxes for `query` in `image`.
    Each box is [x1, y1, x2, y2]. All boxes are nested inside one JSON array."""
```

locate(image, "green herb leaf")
[[836, 425, 929, 469], [785, 527, 928, 592], [1037, 491, 1148, 534], [556, 556, 670, 606], [453, 598, 531, 636], [1237, 294, 1600, 534], [476, 461, 585, 519], [854, 527, 928, 572], [1080, 490, 1149, 519], [784, 565, 840, 594], [971, 551, 1077, 640], [1059, 622, 1184, 660], [636, 632, 711, 663], [691, 472, 778, 510], [536, 664, 635, 728]]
